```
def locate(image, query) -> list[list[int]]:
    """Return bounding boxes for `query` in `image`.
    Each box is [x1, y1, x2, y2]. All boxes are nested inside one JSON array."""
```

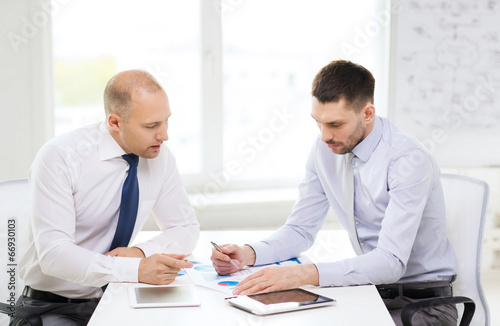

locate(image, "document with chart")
[[185, 258, 306, 294]]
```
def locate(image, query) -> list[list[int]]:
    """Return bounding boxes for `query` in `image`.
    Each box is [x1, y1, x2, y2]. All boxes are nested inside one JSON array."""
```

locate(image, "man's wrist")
[[302, 264, 320, 286], [243, 245, 256, 266], [132, 246, 146, 258]]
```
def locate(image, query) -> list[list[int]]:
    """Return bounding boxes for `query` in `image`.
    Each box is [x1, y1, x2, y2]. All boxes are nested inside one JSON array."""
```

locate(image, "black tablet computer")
[[225, 288, 335, 315]]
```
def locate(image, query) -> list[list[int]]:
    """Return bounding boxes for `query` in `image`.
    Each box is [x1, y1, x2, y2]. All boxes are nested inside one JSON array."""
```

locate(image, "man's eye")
[[146, 125, 156, 129]]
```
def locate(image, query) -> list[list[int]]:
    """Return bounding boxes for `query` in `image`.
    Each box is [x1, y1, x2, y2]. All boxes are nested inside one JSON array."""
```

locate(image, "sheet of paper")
[[185, 258, 304, 294]]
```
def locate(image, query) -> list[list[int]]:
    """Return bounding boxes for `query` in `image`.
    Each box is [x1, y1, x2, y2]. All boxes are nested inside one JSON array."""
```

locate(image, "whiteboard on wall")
[[389, 0, 500, 167]]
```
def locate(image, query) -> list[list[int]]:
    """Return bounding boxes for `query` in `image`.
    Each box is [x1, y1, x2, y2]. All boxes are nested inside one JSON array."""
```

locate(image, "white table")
[[88, 230, 395, 325]]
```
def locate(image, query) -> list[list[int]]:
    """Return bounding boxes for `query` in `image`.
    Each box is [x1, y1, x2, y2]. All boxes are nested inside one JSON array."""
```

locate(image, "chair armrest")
[[401, 296, 475, 326], [0, 302, 43, 326]]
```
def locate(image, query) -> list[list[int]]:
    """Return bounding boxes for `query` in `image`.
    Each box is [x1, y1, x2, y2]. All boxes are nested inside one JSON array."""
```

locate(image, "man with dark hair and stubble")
[[211, 60, 458, 325], [13, 70, 199, 325]]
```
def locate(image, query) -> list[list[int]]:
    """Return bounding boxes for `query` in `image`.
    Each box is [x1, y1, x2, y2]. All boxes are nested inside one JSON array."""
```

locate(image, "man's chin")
[[328, 145, 349, 155], [140, 150, 161, 159]]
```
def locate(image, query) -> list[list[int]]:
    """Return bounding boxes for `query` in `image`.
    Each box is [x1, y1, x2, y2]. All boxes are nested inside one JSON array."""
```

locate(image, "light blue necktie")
[[344, 152, 363, 255], [109, 154, 140, 250]]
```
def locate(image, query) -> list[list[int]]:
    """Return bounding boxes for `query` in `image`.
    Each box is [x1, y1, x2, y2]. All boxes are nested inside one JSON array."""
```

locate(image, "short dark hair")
[[311, 60, 375, 111]]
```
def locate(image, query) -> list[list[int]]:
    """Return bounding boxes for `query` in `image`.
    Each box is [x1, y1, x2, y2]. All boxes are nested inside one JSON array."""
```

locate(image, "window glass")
[[222, 0, 385, 184], [52, 0, 202, 173]]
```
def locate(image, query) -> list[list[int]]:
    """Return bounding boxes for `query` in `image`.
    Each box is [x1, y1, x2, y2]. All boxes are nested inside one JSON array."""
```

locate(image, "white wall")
[[0, 0, 54, 182], [0, 3, 53, 320]]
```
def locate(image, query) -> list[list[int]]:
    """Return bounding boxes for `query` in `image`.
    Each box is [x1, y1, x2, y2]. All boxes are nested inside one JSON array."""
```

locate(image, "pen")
[[211, 241, 240, 270]]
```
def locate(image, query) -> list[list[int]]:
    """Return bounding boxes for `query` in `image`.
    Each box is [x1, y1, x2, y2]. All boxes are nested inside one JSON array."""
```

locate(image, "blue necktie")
[[109, 154, 140, 250]]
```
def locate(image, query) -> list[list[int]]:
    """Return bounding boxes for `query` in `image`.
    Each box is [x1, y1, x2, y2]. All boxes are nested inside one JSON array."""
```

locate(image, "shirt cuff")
[[246, 241, 274, 266], [314, 262, 343, 287], [133, 242, 163, 258], [114, 257, 142, 282]]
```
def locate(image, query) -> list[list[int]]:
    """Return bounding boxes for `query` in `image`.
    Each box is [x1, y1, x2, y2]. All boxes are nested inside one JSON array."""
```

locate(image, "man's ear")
[[362, 104, 375, 123], [108, 113, 122, 132]]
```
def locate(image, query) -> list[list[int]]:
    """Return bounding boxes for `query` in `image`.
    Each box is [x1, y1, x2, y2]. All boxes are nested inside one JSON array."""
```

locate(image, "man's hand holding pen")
[[210, 243, 256, 275]]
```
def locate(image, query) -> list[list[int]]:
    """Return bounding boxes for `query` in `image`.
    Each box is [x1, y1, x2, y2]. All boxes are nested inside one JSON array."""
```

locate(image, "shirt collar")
[[98, 121, 127, 161], [352, 116, 383, 163]]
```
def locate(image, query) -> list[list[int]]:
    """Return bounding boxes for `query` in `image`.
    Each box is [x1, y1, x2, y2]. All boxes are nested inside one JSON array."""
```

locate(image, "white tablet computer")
[[225, 288, 335, 315], [128, 284, 201, 308]]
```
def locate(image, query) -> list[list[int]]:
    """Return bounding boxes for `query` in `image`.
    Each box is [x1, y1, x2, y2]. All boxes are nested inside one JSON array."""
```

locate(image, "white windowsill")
[[143, 187, 340, 231]]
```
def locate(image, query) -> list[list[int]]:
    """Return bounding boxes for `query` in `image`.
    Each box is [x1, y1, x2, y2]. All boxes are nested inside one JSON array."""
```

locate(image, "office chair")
[[0, 179, 42, 326], [402, 174, 490, 326]]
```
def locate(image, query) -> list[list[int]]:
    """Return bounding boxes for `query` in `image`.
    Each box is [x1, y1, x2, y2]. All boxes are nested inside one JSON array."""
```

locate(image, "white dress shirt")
[[249, 116, 457, 287], [20, 122, 200, 299]]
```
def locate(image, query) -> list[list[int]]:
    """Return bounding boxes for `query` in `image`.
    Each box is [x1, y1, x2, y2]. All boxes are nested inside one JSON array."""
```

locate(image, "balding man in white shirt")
[[13, 70, 199, 326]]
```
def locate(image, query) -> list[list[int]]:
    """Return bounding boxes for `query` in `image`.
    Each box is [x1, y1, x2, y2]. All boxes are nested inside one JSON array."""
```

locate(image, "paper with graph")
[[185, 258, 304, 294]]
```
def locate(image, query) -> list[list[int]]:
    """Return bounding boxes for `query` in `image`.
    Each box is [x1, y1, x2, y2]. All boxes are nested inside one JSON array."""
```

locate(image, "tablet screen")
[[248, 288, 329, 305], [129, 285, 201, 308], [135, 286, 192, 304]]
